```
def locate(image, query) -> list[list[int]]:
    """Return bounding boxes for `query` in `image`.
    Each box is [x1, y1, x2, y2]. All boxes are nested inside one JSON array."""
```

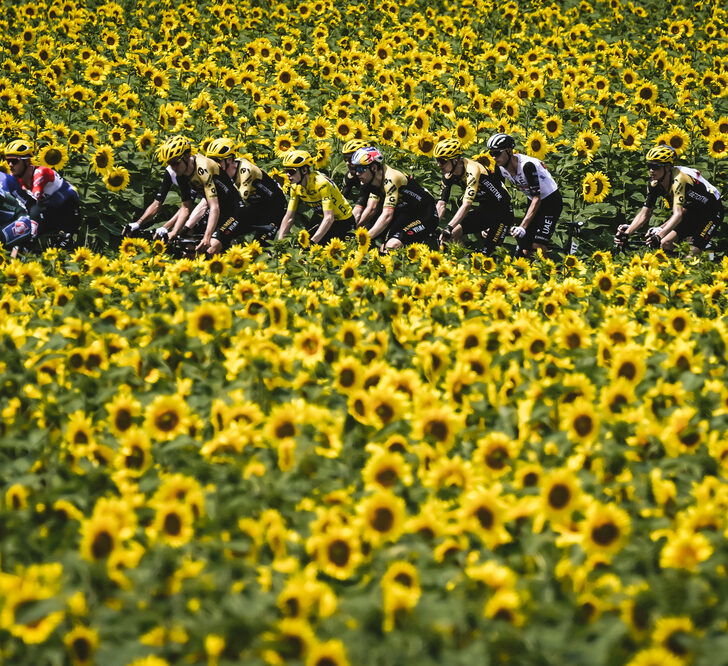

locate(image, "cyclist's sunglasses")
[[169, 157, 183, 167], [489, 149, 504, 157], [6, 158, 21, 165], [436, 157, 451, 165], [354, 165, 371, 174], [285, 168, 300, 176]]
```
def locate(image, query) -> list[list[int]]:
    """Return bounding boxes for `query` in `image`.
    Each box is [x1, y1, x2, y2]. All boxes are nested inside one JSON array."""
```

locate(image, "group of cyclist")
[[1, 133, 723, 259]]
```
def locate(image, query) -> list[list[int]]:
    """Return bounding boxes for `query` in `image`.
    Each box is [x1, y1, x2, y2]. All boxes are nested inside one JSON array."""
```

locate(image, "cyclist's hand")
[[439, 227, 452, 244], [154, 227, 169, 240], [195, 236, 211, 253], [122, 222, 140, 237], [510, 225, 526, 240], [614, 224, 629, 246], [644, 226, 662, 248]]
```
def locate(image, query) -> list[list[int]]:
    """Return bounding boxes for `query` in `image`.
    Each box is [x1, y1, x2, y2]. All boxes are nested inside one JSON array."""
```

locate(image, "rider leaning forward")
[[615, 144, 723, 256]]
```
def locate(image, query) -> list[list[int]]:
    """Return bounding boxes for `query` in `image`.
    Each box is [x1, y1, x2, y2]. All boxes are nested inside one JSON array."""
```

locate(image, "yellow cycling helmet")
[[158, 135, 191, 164], [206, 138, 236, 160], [281, 150, 313, 168], [645, 144, 676, 165], [5, 139, 34, 158], [434, 139, 463, 160], [342, 139, 369, 156]]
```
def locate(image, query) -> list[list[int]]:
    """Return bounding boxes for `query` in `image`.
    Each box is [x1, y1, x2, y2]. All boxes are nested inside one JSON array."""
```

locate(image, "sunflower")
[[90, 144, 114, 175], [652, 616, 697, 658], [116, 428, 152, 477], [625, 648, 684, 666], [408, 132, 435, 156], [582, 171, 611, 203], [580, 501, 631, 555], [458, 487, 510, 548], [37, 144, 69, 170], [310, 526, 362, 580], [187, 302, 231, 341], [143, 394, 190, 442], [619, 126, 642, 151], [4, 483, 29, 510], [412, 404, 463, 450], [525, 130, 550, 159], [453, 118, 476, 146], [105, 392, 140, 436], [538, 468, 582, 527], [306, 639, 350, 666], [378, 121, 403, 147], [706, 133, 728, 159], [103, 166, 130, 192], [309, 116, 330, 140], [358, 490, 406, 546], [659, 529, 713, 571], [64, 625, 99, 666], [655, 127, 690, 154], [561, 397, 600, 444], [135, 129, 155, 152], [151, 501, 195, 547], [634, 81, 658, 105], [542, 114, 563, 138], [472, 432, 516, 477], [573, 130, 601, 160], [79, 512, 122, 562], [1, 581, 65, 644]]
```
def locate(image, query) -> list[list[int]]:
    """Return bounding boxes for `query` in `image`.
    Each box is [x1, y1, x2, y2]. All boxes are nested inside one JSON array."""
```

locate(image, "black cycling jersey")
[[154, 168, 194, 203]]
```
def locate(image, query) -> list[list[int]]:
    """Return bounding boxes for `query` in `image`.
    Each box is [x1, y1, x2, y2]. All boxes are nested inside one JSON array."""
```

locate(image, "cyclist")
[[351, 146, 438, 251], [487, 133, 562, 257], [341, 138, 375, 225], [159, 135, 243, 254], [614, 144, 723, 255], [1, 170, 32, 248], [434, 138, 512, 254], [202, 138, 285, 253], [4, 139, 80, 241], [277, 150, 354, 244], [124, 136, 198, 240]]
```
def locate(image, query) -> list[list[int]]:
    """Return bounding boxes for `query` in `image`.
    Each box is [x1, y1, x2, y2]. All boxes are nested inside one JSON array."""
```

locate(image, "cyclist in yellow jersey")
[[199, 138, 285, 253], [277, 150, 354, 244], [433, 138, 512, 253], [162, 135, 235, 254], [352, 146, 438, 251], [615, 144, 723, 255]]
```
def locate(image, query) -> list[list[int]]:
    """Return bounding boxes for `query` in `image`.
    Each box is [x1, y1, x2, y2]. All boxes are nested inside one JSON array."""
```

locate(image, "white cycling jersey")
[[498, 154, 559, 200]]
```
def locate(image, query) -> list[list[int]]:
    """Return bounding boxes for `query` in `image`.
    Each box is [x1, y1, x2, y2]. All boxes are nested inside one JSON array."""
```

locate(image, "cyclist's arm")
[[626, 206, 653, 234], [368, 170, 401, 239], [311, 209, 335, 244], [135, 200, 161, 227], [358, 192, 380, 228], [437, 176, 455, 219], [199, 196, 219, 248], [277, 210, 296, 239], [168, 199, 195, 238], [625, 182, 660, 235], [277, 192, 299, 239], [368, 206, 394, 240], [445, 167, 479, 229], [184, 199, 209, 229]]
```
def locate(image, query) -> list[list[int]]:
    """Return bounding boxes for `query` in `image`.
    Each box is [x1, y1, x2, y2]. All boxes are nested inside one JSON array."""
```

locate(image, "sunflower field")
[[2, 0, 728, 665]]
